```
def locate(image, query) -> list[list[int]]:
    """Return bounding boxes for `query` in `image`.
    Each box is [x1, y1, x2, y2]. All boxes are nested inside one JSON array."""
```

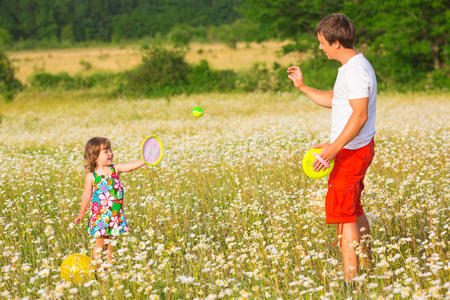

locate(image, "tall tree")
[[240, 0, 343, 40], [344, 0, 449, 71], [240, 0, 449, 85]]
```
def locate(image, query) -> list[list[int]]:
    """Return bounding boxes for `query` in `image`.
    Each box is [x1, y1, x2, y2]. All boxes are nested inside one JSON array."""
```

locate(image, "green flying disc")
[[302, 148, 334, 179]]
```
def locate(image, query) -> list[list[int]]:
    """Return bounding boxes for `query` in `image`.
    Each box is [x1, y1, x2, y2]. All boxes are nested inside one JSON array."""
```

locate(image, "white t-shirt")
[[331, 53, 377, 150]]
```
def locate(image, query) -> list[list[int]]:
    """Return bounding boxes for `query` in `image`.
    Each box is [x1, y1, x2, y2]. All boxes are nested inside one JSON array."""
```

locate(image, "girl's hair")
[[84, 137, 111, 172], [314, 13, 356, 49]]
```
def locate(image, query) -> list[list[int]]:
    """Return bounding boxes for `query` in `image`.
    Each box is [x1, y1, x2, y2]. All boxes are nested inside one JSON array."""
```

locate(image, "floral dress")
[[88, 165, 128, 237]]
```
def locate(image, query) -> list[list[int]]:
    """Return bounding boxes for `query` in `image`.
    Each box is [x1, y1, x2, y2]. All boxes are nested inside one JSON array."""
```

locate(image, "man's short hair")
[[315, 13, 355, 49]]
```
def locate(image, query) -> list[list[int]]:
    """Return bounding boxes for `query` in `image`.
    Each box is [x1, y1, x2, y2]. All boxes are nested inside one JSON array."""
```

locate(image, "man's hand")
[[287, 66, 305, 90], [312, 143, 340, 171]]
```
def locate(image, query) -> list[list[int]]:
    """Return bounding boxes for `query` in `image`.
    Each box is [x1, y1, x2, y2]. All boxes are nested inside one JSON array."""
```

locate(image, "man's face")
[[317, 33, 338, 60]]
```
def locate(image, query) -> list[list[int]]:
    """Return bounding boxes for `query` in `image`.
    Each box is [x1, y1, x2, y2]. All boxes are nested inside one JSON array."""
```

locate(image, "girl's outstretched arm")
[[75, 173, 93, 224], [115, 160, 145, 174]]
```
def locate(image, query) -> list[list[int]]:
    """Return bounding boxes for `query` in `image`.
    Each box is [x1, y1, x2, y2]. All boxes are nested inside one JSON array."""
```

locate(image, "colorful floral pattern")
[[88, 165, 128, 237]]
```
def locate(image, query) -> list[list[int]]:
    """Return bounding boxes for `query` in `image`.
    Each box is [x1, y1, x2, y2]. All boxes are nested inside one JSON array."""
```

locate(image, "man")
[[287, 13, 377, 282]]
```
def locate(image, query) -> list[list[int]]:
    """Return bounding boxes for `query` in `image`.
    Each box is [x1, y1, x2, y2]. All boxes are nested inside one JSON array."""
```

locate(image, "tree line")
[[0, 0, 241, 43], [242, 0, 448, 73], [0, 0, 448, 100], [1, 0, 447, 73]]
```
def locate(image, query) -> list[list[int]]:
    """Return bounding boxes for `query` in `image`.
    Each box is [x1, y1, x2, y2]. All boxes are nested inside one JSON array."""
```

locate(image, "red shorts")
[[325, 139, 374, 224]]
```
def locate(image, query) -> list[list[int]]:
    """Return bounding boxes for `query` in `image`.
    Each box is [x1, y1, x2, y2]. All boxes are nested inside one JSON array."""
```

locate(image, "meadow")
[[8, 41, 303, 83], [0, 89, 448, 299]]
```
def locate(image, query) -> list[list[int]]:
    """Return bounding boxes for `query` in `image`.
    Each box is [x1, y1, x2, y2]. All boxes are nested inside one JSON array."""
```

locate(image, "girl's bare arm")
[[115, 160, 145, 174], [74, 173, 93, 224]]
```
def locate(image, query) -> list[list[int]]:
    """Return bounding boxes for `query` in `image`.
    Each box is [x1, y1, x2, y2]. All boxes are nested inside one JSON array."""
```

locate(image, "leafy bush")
[[0, 51, 22, 101], [235, 62, 298, 92], [30, 72, 76, 89], [79, 59, 92, 71], [210, 24, 238, 48], [0, 28, 12, 49], [25, 44, 449, 98], [168, 26, 191, 48], [10, 39, 76, 51], [25, 48, 339, 98], [30, 72, 120, 91], [186, 60, 237, 93], [208, 20, 271, 45], [184, 26, 208, 43], [124, 47, 191, 96], [427, 68, 450, 90], [297, 55, 339, 91], [281, 35, 316, 55], [236, 63, 270, 92], [124, 48, 239, 96]]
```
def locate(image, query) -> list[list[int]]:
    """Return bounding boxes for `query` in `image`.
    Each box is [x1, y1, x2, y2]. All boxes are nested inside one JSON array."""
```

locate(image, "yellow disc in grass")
[[60, 254, 94, 284], [302, 148, 334, 179]]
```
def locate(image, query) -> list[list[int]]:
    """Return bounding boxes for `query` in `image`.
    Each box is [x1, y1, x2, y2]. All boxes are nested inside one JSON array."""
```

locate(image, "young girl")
[[74, 137, 145, 266]]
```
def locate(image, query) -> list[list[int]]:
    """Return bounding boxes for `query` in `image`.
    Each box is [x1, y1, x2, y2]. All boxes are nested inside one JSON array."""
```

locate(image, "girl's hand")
[[74, 214, 84, 225]]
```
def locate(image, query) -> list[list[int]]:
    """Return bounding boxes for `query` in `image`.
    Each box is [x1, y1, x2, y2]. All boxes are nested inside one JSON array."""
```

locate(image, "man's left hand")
[[312, 143, 340, 171]]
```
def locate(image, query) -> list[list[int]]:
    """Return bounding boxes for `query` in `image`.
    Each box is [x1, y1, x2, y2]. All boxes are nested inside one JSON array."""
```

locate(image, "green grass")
[[0, 91, 448, 299]]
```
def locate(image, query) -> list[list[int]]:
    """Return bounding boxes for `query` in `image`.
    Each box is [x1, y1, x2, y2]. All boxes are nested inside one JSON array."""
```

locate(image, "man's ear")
[[332, 41, 341, 49]]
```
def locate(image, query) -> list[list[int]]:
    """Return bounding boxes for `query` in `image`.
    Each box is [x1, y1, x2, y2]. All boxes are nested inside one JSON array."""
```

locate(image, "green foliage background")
[[0, 0, 448, 100], [0, 51, 22, 101], [0, 0, 241, 42], [241, 0, 449, 90]]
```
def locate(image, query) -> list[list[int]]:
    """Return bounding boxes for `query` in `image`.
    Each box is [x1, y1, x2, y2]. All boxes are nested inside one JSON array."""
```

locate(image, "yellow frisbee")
[[60, 254, 94, 284], [302, 148, 334, 179]]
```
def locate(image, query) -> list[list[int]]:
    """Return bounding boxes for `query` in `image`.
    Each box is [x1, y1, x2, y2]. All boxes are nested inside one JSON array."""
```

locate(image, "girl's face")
[[96, 146, 113, 167]]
